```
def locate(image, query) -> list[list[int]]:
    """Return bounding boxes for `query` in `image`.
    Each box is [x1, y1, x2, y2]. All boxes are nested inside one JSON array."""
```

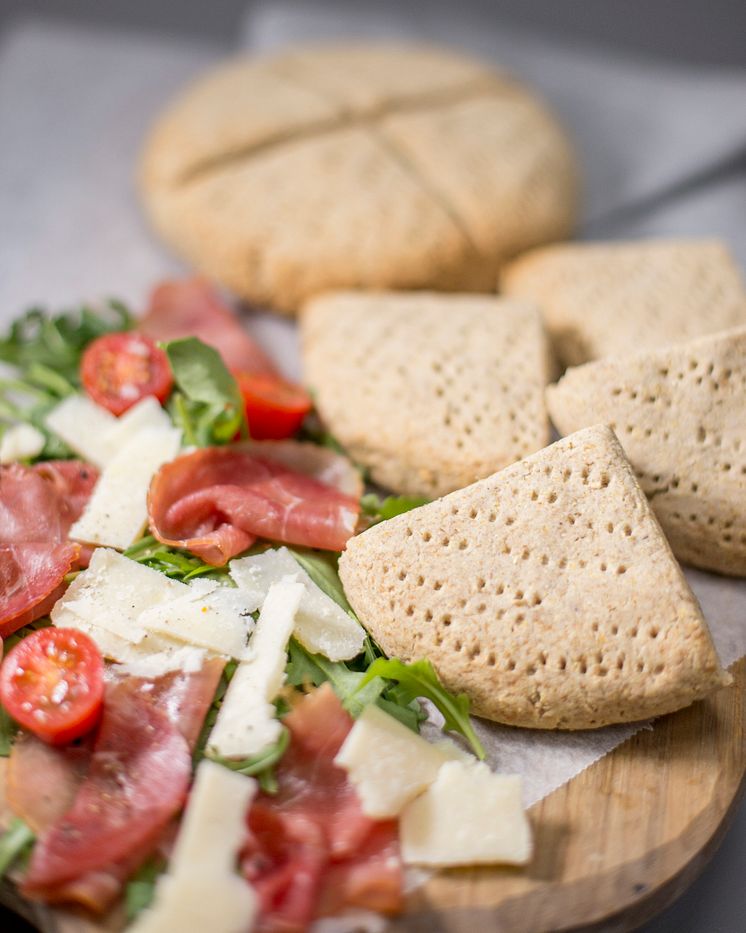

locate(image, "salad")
[[0, 278, 528, 933]]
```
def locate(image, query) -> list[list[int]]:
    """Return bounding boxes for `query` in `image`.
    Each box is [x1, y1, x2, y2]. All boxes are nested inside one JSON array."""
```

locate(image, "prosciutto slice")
[[18, 659, 223, 912], [140, 277, 277, 375], [0, 461, 98, 636], [148, 445, 360, 565], [242, 685, 404, 932]]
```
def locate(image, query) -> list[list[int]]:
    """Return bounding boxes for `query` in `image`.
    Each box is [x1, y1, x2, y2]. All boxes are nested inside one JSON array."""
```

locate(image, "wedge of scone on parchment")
[[301, 290, 550, 498], [547, 327, 746, 577], [339, 425, 728, 729], [501, 239, 746, 366]]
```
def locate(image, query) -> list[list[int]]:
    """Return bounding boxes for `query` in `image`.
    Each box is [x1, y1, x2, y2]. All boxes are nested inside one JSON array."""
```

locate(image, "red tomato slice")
[[80, 332, 173, 416], [0, 628, 104, 746], [235, 372, 312, 440]]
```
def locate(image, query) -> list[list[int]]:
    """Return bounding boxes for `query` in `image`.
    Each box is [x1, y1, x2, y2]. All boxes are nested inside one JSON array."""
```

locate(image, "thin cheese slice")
[[208, 578, 304, 760], [45, 394, 116, 467], [230, 548, 365, 661], [128, 761, 257, 933], [334, 704, 467, 818], [138, 580, 255, 658], [114, 646, 208, 679], [45, 394, 173, 468], [54, 612, 182, 664], [52, 550, 254, 661], [400, 761, 532, 866], [0, 423, 46, 463], [100, 395, 173, 460], [51, 548, 187, 645], [70, 423, 181, 549]]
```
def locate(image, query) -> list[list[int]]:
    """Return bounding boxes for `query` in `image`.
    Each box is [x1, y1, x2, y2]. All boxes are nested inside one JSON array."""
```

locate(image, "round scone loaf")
[[140, 43, 578, 314]]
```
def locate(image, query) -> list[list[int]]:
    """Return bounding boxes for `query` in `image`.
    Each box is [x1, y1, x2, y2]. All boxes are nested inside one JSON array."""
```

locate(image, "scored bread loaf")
[[547, 327, 746, 576], [339, 425, 728, 729], [140, 43, 578, 314], [301, 290, 551, 498], [501, 239, 746, 366]]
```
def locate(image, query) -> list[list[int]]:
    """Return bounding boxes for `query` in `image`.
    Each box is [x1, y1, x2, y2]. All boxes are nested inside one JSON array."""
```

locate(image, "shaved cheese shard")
[[45, 394, 173, 468], [54, 612, 182, 664], [138, 580, 255, 658], [70, 423, 181, 549], [208, 578, 304, 760], [129, 761, 257, 933], [52, 549, 254, 660], [101, 395, 173, 457], [230, 547, 365, 661], [45, 394, 116, 467], [400, 761, 532, 866], [334, 704, 466, 818], [51, 548, 186, 645], [114, 646, 208, 679], [0, 423, 46, 463]]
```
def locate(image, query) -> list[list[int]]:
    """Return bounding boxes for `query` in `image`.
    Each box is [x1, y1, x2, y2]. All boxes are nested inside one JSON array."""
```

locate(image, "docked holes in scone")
[[337, 425, 729, 730], [546, 325, 746, 576], [300, 292, 551, 498]]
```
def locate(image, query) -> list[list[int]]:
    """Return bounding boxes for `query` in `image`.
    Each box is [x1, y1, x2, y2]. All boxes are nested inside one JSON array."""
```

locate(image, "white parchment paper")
[[0, 15, 744, 810]]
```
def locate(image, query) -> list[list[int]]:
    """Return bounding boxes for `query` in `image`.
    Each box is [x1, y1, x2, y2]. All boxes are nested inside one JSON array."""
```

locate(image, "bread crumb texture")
[[547, 327, 746, 576], [141, 44, 578, 314], [339, 425, 728, 729], [502, 239, 746, 366], [301, 290, 551, 497]]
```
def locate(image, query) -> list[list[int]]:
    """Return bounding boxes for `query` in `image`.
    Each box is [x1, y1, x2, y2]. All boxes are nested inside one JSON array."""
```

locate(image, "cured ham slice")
[[242, 685, 404, 932], [140, 277, 277, 376], [18, 659, 223, 912], [6, 732, 93, 833], [22, 680, 191, 891], [148, 446, 360, 565], [0, 461, 98, 636], [243, 439, 363, 500]]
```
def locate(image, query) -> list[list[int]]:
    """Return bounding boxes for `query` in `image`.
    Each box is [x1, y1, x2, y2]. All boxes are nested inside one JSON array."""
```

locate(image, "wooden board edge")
[[393, 658, 746, 932]]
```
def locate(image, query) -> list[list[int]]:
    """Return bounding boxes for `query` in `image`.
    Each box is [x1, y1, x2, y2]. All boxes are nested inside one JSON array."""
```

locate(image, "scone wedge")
[[301, 291, 551, 498], [501, 239, 746, 366], [339, 425, 728, 729], [547, 327, 746, 576]]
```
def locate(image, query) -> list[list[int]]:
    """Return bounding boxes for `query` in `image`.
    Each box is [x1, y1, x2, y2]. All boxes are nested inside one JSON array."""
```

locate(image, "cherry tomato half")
[[0, 628, 104, 746], [235, 372, 312, 440], [81, 332, 173, 416]]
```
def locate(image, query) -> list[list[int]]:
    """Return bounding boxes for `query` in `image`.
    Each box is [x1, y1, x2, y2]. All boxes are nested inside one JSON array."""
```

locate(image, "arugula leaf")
[[123, 535, 230, 583], [207, 727, 290, 786], [0, 706, 18, 758], [0, 819, 35, 880], [192, 660, 238, 766], [0, 300, 133, 459], [286, 639, 424, 731], [0, 301, 133, 383], [360, 492, 429, 523], [296, 419, 348, 456], [164, 338, 246, 446], [286, 548, 356, 617], [357, 658, 485, 759], [125, 856, 165, 920]]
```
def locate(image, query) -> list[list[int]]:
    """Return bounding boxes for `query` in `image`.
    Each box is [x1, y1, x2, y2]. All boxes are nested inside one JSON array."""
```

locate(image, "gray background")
[[1, 0, 746, 65], [0, 1, 744, 932]]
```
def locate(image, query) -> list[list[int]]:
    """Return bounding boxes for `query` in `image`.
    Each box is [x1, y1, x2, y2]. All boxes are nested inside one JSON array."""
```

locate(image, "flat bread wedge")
[[338, 425, 728, 729], [547, 327, 746, 576], [141, 43, 577, 314], [301, 291, 551, 498], [501, 239, 746, 366]]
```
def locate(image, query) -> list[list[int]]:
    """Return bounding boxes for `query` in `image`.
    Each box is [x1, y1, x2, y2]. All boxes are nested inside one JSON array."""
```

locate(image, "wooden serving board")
[[3, 658, 745, 933]]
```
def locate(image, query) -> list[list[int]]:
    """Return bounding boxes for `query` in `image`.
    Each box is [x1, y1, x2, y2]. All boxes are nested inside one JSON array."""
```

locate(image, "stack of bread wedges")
[[141, 41, 746, 732]]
